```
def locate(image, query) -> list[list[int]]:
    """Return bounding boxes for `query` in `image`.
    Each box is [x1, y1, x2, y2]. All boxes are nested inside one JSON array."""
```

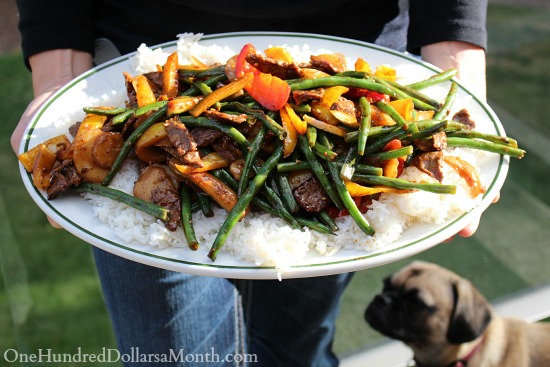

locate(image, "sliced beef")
[[47, 159, 82, 199], [292, 88, 325, 105], [164, 117, 203, 167], [151, 188, 181, 231], [310, 53, 347, 74], [245, 53, 302, 80], [293, 177, 332, 213], [414, 131, 448, 152], [410, 151, 446, 182], [211, 135, 243, 163], [191, 127, 223, 147], [202, 109, 248, 124], [452, 108, 476, 129]]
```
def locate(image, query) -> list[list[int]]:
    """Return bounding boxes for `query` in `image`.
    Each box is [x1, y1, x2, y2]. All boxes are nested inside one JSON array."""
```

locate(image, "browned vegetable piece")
[[185, 171, 240, 213], [133, 165, 176, 203], [92, 132, 124, 169], [18, 134, 71, 172], [310, 53, 347, 74], [135, 122, 169, 164], [32, 144, 57, 190], [73, 114, 110, 183]]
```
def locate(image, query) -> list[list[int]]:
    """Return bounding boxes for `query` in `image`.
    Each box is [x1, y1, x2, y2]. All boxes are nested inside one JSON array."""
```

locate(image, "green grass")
[[1, 3, 550, 363]]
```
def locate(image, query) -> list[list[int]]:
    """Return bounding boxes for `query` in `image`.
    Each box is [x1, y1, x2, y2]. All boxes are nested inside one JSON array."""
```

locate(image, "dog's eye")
[[404, 290, 427, 310]]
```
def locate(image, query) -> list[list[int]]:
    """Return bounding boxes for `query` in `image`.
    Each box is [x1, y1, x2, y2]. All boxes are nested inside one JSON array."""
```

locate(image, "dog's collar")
[[412, 337, 484, 367]]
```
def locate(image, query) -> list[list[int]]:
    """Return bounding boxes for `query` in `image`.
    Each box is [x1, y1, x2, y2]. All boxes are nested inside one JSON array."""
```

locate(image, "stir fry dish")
[[19, 43, 525, 261]]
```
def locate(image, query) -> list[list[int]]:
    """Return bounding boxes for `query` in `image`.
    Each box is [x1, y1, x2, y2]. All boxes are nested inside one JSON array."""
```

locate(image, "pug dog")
[[365, 261, 550, 367]]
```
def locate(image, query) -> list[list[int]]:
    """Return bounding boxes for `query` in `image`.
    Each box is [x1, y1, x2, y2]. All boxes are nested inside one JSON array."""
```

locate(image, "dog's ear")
[[446, 278, 492, 344]]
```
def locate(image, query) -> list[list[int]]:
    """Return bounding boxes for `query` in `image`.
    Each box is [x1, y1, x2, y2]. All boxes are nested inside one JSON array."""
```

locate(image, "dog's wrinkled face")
[[365, 261, 492, 347]]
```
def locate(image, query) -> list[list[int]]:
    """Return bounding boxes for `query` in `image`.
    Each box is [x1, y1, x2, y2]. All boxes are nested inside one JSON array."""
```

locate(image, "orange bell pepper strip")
[[189, 73, 254, 117], [344, 180, 409, 197], [283, 103, 307, 135], [443, 156, 486, 197], [280, 106, 298, 158], [388, 98, 415, 122], [133, 74, 157, 108], [162, 52, 179, 98], [173, 152, 229, 175]]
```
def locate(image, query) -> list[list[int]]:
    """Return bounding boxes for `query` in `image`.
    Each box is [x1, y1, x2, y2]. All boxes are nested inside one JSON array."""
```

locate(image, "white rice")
[[82, 34, 486, 271]]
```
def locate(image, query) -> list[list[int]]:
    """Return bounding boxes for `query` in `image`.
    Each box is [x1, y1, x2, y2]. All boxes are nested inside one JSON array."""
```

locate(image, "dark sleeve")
[[407, 0, 488, 54], [16, 0, 95, 68]]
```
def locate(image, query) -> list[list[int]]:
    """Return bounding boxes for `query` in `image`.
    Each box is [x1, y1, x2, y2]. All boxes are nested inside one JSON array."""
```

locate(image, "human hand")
[[12, 49, 93, 228], [421, 41, 499, 241]]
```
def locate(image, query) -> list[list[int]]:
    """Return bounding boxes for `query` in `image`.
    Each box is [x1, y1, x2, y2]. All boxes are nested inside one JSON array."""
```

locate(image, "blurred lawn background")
[[1, 3, 549, 365]]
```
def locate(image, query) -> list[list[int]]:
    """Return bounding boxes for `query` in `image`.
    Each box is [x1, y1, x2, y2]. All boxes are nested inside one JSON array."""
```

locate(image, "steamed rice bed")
[[82, 34, 485, 271]]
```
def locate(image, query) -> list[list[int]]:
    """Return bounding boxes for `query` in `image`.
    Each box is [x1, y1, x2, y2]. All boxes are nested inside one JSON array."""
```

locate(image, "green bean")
[[180, 184, 199, 251], [433, 82, 458, 121], [181, 74, 228, 97], [194, 189, 214, 218], [447, 130, 519, 148], [208, 145, 284, 261], [83, 106, 129, 116], [446, 137, 526, 158], [178, 65, 226, 78], [289, 103, 312, 114], [102, 106, 167, 186], [406, 68, 458, 90], [316, 211, 339, 233], [362, 126, 413, 156], [386, 80, 441, 109], [233, 102, 286, 140], [307, 126, 317, 147], [263, 186, 302, 230], [238, 125, 267, 196], [318, 134, 375, 236], [313, 142, 338, 161], [367, 145, 414, 160], [135, 100, 168, 117], [179, 115, 250, 148], [407, 121, 448, 142], [298, 135, 344, 210], [357, 96, 371, 156], [295, 216, 335, 235], [111, 109, 135, 125], [345, 125, 396, 143], [275, 172, 300, 213], [74, 183, 170, 221], [352, 174, 457, 194], [373, 76, 437, 111], [276, 161, 382, 176], [289, 76, 396, 97]]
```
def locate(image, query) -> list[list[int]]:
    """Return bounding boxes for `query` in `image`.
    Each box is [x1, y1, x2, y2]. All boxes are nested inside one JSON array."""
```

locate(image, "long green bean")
[[208, 145, 284, 261], [289, 76, 396, 97], [180, 184, 199, 251], [406, 68, 458, 90]]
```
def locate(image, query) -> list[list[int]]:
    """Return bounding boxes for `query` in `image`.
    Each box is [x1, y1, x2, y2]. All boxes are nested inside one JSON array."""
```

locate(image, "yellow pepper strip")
[[135, 122, 169, 163], [72, 114, 110, 183], [173, 152, 229, 175], [414, 110, 435, 121], [133, 74, 157, 108], [32, 144, 57, 190], [264, 46, 294, 63], [280, 105, 298, 158], [388, 98, 415, 122], [371, 104, 396, 126], [355, 58, 372, 74], [167, 96, 202, 116], [374, 64, 396, 82], [443, 156, 486, 197], [303, 115, 349, 137], [19, 134, 71, 172], [310, 100, 341, 126], [321, 86, 349, 107], [190, 56, 209, 69], [283, 103, 307, 135], [162, 52, 179, 98], [383, 158, 400, 178], [189, 73, 254, 117], [344, 180, 409, 197]]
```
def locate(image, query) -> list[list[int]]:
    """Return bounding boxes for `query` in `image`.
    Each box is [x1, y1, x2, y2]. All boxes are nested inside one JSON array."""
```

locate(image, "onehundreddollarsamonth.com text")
[[3, 347, 258, 364]]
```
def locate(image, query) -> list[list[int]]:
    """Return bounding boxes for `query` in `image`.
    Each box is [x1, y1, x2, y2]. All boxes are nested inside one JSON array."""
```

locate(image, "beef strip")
[[292, 88, 325, 105], [414, 131, 448, 152], [293, 177, 332, 213], [310, 53, 347, 74], [245, 53, 302, 80], [151, 188, 181, 232], [211, 135, 243, 163], [410, 151, 446, 182], [202, 109, 248, 124], [47, 159, 82, 199], [191, 127, 223, 147], [452, 108, 476, 129], [164, 117, 203, 167]]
